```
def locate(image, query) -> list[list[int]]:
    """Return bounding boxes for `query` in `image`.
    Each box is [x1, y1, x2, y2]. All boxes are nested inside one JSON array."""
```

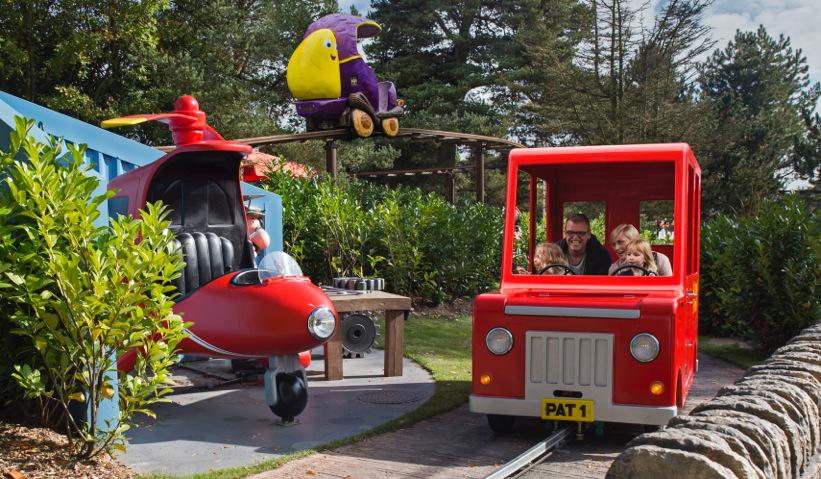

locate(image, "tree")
[[361, 0, 568, 199], [146, 0, 338, 144], [367, 0, 519, 120], [698, 26, 821, 216], [365, 1, 540, 157], [0, 0, 169, 126], [507, 0, 713, 146], [500, 0, 590, 145]]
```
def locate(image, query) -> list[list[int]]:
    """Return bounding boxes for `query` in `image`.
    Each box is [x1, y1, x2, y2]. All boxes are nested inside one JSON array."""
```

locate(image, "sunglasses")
[[565, 230, 589, 238]]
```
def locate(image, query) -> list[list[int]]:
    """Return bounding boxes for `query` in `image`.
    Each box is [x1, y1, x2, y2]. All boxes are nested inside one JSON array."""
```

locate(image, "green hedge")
[[263, 172, 503, 304], [700, 194, 820, 353], [266, 172, 818, 352]]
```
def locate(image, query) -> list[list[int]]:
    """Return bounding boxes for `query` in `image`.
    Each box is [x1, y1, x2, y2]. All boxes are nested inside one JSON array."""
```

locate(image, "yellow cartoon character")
[[287, 28, 341, 100]]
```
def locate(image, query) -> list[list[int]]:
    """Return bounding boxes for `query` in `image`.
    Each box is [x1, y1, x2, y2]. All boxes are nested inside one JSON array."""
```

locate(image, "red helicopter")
[[103, 95, 338, 423]]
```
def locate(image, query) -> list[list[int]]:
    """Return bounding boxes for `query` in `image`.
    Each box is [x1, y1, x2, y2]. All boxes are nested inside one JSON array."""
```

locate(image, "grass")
[[699, 335, 766, 369], [136, 313, 473, 479]]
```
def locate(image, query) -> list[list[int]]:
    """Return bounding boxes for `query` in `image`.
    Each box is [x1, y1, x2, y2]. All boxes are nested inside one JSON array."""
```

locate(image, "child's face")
[[624, 249, 645, 267]]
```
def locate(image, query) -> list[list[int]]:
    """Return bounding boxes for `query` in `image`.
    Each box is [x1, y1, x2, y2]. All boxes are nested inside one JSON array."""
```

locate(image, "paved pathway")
[[252, 353, 746, 479], [120, 351, 434, 476]]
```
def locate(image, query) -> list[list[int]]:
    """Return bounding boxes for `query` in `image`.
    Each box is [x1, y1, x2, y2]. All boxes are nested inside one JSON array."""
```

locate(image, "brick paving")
[[251, 353, 746, 479]]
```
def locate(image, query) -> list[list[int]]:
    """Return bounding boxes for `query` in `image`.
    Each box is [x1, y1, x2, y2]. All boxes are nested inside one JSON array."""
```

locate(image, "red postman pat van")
[[470, 144, 701, 433]]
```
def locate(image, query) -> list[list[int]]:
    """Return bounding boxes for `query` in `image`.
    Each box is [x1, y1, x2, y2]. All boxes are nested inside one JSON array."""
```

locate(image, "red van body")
[[470, 144, 701, 428]]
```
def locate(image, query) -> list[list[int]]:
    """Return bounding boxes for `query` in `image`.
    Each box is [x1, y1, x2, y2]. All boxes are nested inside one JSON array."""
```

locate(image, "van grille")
[[525, 332, 613, 399]]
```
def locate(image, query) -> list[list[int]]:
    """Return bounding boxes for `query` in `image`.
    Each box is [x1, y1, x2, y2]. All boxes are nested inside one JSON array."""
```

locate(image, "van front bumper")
[[469, 394, 677, 426]]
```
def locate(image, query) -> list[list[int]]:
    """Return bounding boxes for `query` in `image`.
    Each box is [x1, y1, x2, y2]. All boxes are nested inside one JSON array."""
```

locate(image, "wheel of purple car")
[[382, 117, 399, 137], [351, 109, 374, 137]]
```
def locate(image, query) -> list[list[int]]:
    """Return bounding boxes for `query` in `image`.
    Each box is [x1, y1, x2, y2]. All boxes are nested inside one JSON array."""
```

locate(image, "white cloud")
[[337, 0, 371, 15], [703, 0, 821, 84]]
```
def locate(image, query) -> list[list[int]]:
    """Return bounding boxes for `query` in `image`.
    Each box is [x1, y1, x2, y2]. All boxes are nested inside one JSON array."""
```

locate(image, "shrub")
[[0, 118, 187, 458], [700, 194, 819, 353], [263, 171, 503, 304]]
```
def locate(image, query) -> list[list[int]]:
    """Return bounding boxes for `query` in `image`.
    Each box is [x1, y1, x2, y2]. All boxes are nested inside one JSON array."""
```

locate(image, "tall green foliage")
[[0, 119, 187, 458], [264, 171, 503, 304], [699, 26, 821, 216], [0, 0, 169, 127], [364, 0, 533, 177], [367, 0, 529, 119], [700, 195, 819, 353], [508, 0, 713, 146]]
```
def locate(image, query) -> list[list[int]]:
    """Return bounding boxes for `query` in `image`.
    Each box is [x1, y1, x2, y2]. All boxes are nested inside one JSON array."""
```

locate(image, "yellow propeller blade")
[[101, 116, 150, 129]]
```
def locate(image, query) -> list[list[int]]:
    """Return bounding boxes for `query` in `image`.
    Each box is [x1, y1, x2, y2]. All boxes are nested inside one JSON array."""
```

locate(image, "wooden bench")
[[323, 291, 412, 381]]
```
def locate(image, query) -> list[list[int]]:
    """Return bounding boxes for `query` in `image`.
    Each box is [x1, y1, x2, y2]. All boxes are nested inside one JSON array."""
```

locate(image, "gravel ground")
[[0, 422, 131, 479]]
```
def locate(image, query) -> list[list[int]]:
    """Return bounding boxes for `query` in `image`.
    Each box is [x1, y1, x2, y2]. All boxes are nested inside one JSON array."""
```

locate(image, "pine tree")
[[508, 0, 713, 146], [699, 26, 820, 215], [362, 0, 556, 193]]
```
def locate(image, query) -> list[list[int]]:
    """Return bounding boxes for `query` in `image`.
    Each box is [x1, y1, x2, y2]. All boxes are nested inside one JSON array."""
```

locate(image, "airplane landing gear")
[[264, 354, 308, 424]]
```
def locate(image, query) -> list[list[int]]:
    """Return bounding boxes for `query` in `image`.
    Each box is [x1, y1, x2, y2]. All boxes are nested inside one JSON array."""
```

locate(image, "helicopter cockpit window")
[[258, 252, 304, 282]]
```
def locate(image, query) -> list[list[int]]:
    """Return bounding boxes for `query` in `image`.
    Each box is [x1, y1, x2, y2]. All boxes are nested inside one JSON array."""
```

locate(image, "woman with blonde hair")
[[608, 224, 672, 276]]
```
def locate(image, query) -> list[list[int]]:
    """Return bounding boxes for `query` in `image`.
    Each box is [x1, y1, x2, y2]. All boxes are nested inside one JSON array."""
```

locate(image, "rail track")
[[483, 425, 574, 479]]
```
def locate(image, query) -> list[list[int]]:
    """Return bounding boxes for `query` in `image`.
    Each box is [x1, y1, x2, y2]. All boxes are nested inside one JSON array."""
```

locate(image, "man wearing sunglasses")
[[557, 213, 612, 275]]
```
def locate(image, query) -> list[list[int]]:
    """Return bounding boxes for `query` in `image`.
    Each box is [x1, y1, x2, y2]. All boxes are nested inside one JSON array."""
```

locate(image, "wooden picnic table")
[[323, 291, 412, 381]]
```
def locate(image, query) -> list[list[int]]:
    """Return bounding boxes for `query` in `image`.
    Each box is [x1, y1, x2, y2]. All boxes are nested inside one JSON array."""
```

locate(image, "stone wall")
[[607, 322, 821, 479]]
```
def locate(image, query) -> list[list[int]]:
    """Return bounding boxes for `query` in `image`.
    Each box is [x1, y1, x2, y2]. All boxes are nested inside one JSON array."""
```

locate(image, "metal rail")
[[483, 426, 573, 479], [156, 128, 525, 152]]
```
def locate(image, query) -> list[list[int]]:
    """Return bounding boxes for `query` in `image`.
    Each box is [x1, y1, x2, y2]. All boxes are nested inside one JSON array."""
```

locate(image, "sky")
[[337, 0, 821, 85]]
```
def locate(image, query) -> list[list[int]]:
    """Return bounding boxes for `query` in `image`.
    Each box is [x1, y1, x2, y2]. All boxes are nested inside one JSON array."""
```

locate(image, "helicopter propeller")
[[101, 95, 224, 146]]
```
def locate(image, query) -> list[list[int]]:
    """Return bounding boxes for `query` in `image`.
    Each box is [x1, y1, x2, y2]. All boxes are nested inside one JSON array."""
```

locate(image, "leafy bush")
[[513, 211, 547, 269], [263, 171, 503, 304], [700, 194, 819, 353], [0, 118, 187, 458]]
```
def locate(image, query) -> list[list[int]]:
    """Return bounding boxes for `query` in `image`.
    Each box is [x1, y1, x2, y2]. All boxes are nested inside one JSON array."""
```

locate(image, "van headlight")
[[486, 328, 513, 355], [308, 306, 336, 340], [630, 333, 660, 362]]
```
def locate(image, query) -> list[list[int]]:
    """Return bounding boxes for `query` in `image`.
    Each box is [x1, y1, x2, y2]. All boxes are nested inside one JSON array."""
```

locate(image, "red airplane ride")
[[103, 95, 338, 423]]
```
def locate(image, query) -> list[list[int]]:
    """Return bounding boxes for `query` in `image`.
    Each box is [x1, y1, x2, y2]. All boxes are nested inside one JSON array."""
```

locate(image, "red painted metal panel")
[[473, 143, 701, 423]]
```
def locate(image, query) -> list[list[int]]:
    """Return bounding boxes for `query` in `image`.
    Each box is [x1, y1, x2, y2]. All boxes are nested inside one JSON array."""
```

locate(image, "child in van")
[[535, 242, 570, 275], [611, 239, 658, 276], [516, 242, 570, 275], [608, 224, 672, 276]]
